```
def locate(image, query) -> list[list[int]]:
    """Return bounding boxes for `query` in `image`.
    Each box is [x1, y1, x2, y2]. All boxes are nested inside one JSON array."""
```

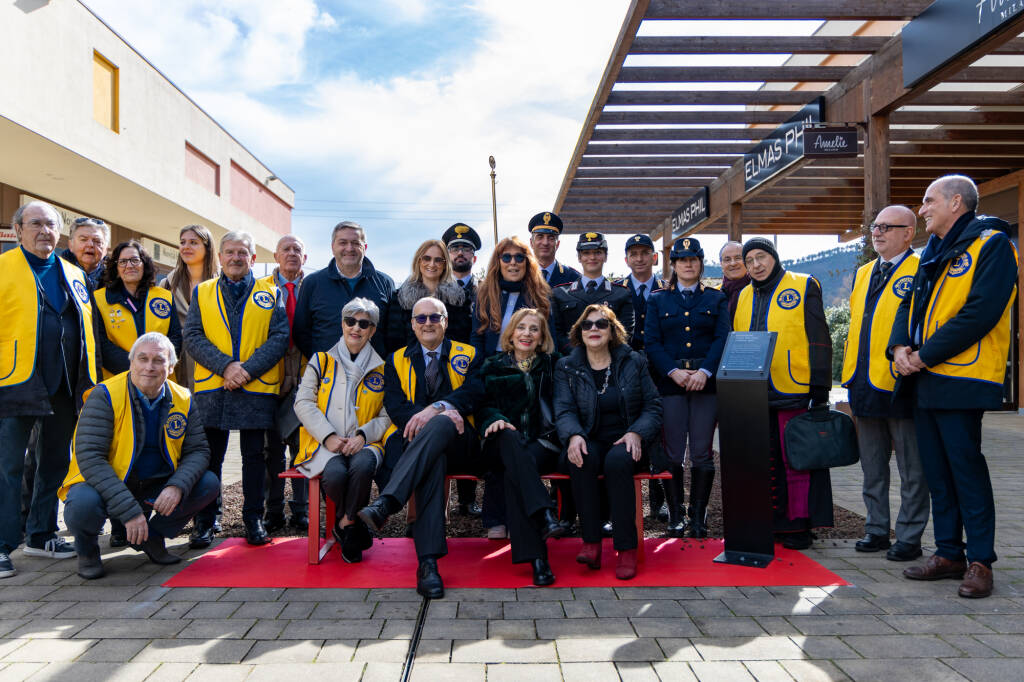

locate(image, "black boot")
[[687, 468, 715, 539], [664, 467, 687, 538], [76, 536, 105, 580], [416, 557, 444, 599], [535, 508, 567, 541], [531, 558, 555, 586], [648, 478, 667, 522]]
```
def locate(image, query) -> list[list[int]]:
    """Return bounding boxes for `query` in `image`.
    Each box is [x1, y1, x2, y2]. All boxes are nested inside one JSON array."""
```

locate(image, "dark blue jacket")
[[890, 212, 1018, 410], [293, 257, 395, 359], [644, 284, 730, 395], [616, 275, 669, 351], [544, 260, 581, 288]]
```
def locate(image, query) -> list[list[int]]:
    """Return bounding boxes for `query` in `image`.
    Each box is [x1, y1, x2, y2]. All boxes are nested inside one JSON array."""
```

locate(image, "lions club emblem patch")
[[72, 279, 90, 304], [363, 371, 384, 392], [252, 291, 275, 309], [165, 412, 187, 439], [450, 354, 470, 375], [948, 252, 972, 277], [891, 275, 914, 299], [776, 288, 801, 309], [149, 297, 171, 319]]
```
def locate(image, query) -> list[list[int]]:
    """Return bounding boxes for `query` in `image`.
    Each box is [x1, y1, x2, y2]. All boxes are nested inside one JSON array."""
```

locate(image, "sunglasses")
[[420, 256, 446, 265], [413, 313, 445, 324], [580, 318, 610, 331], [343, 317, 374, 329], [500, 253, 526, 264]]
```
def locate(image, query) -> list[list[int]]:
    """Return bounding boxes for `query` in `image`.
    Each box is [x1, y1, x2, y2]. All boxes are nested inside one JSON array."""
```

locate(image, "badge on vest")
[[891, 275, 914, 299], [72, 279, 90, 304], [165, 412, 188, 439], [363, 371, 385, 392], [252, 290, 275, 309], [776, 288, 801, 309], [948, 252, 972, 277], [450, 354, 470, 375], [149, 297, 171, 319]]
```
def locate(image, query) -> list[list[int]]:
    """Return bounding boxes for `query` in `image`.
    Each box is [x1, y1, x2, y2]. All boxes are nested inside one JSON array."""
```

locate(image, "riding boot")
[[664, 470, 687, 538], [687, 468, 715, 539]]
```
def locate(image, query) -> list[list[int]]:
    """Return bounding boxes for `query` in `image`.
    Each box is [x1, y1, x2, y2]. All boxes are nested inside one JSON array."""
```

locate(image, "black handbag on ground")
[[783, 405, 859, 471], [274, 387, 301, 441]]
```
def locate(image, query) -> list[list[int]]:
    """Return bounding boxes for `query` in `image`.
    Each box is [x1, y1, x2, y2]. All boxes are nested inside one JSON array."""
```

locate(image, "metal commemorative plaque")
[[717, 331, 777, 380]]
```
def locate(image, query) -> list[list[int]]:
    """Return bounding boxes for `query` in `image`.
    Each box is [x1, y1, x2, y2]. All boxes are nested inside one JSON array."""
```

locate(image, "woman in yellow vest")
[[94, 241, 182, 378], [733, 238, 834, 550], [294, 297, 393, 564]]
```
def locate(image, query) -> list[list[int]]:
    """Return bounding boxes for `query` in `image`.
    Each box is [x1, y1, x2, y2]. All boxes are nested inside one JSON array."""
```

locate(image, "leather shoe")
[[245, 519, 271, 546], [290, 514, 309, 532], [855, 533, 892, 553], [538, 509, 567, 541], [335, 524, 362, 564], [189, 523, 214, 549], [616, 548, 638, 580], [958, 562, 993, 599], [109, 531, 128, 549], [263, 513, 287, 533], [886, 541, 923, 562], [132, 534, 181, 565], [531, 558, 555, 586], [576, 541, 602, 570], [357, 498, 393, 533], [780, 530, 813, 550], [903, 553, 966, 581], [76, 542, 105, 580], [416, 558, 444, 599]]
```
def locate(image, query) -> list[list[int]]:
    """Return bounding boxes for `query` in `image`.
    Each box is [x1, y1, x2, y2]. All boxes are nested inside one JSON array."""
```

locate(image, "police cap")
[[625, 234, 655, 253], [670, 236, 704, 260], [577, 232, 608, 252], [528, 211, 563, 235], [442, 223, 481, 251]]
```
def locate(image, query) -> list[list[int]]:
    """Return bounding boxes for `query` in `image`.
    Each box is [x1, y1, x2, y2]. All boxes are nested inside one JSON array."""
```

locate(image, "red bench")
[[280, 469, 672, 565]]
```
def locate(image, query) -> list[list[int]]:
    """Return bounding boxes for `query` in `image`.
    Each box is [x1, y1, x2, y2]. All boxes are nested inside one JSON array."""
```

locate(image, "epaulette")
[[611, 280, 629, 289], [554, 281, 573, 288]]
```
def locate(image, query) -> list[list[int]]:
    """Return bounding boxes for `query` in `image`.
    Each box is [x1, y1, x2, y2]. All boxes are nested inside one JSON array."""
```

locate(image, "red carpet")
[[164, 537, 848, 589]]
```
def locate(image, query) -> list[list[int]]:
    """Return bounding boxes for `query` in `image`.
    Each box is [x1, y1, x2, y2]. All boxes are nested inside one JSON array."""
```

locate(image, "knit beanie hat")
[[741, 237, 779, 263]]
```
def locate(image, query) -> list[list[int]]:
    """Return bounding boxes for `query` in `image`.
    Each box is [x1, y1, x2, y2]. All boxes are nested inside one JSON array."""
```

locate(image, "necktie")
[[425, 351, 441, 397], [879, 261, 893, 277], [870, 262, 893, 295], [544, 268, 551, 283], [636, 283, 647, 316], [458, 279, 466, 289], [682, 288, 694, 300], [586, 280, 597, 293], [284, 282, 296, 347]]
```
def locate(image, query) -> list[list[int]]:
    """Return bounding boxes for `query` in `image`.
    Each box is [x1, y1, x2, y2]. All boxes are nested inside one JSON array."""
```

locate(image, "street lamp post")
[[488, 156, 498, 247]]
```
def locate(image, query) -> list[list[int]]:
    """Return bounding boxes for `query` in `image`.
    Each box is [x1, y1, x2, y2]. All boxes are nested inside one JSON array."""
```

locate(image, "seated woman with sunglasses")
[[554, 304, 662, 580], [385, 240, 470, 353], [293, 298, 394, 563], [476, 308, 567, 585], [472, 236, 551, 357]]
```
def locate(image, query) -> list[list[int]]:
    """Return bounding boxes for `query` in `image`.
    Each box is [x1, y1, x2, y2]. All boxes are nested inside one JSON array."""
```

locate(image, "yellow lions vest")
[[391, 342, 476, 426], [94, 286, 174, 379], [911, 230, 1018, 385], [0, 248, 98, 390], [734, 272, 812, 395], [60, 372, 192, 499], [841, 253, 919, 392], [193, 277, 281, 395], [295, 352, 394, 466]]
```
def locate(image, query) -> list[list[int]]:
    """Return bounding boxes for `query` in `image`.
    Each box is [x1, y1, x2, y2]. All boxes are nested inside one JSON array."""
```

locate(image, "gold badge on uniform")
[[454, 225, 468, 236], [585, 232, 597, 239], [634, 235, 642, 242], [543, 213, 552, 225], [683, 239, 691, 249]]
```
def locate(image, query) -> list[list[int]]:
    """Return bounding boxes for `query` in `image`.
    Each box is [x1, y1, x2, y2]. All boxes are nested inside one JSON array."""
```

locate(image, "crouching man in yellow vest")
[[61, 333, 219, 580], [357, 297, 484, 599]]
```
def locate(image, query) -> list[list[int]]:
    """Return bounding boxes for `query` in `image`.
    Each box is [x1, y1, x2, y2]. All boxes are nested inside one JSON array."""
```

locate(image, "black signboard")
[[803, 125, 859, 158], [718, 331, 777, 380], [670, 187, 709, 237], [743, 98, 823, 191], [903, 0, 1024, 88]]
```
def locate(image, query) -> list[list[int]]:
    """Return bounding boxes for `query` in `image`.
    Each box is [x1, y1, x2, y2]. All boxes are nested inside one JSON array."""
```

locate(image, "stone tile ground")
[[2, 415, 1022, 680]]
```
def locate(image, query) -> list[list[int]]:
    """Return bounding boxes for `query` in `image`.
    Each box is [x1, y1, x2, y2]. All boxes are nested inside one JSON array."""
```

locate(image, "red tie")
[[284, 282, 296, 347]]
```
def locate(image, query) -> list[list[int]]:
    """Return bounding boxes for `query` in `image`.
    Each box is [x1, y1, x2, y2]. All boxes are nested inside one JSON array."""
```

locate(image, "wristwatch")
[[432, 401, 446, 411]]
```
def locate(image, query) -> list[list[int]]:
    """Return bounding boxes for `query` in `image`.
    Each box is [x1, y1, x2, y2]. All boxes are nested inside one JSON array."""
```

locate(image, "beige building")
[[0, 0, 293, 267]]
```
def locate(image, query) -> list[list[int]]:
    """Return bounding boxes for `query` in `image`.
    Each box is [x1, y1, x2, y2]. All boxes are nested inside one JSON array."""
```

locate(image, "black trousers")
[[265, 425, 308, 517], [199, 428, 267, 525], [487, 430, 558, 563], [381, 415, 477, 560], [568, 438, 642, 551], [321, 450, 378, 524]]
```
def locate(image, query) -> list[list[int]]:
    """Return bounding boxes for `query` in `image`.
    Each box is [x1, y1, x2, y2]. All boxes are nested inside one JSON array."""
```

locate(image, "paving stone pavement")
[[3, 415, 1023, 680]]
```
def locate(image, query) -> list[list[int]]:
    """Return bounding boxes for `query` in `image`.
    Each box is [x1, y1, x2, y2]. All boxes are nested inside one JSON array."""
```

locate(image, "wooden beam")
[[891, 129, 1024, 143], [605, 90, 825, 106], [575, 168, 728, 178], [553, 0, 649, 214], [578, 157, 735, 168], [728, 203, 742, 243], [598, 110, 794, 125], [643, 0, 931, 20], [630, 35, 888, 54], [590, 129, 770, 142], [977, 169, 1024, 197], [587, 139, 753, 152], [892, 143, 1024, 158], [617, 66, 852, 83], [891, 111, 1024, 126], [912, 91, 1024, 106]]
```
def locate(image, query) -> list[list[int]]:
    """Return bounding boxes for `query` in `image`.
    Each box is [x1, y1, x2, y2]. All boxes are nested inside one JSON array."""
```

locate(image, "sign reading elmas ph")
[[743, 98, 823, 192], [803, 125, 859, 158], [903, 0, 1024, 88], [671, 187, 709, 238]]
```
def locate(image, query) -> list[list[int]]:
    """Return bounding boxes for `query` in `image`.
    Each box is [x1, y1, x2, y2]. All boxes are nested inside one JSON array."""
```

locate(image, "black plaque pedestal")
[[713, 331, 777, 568]]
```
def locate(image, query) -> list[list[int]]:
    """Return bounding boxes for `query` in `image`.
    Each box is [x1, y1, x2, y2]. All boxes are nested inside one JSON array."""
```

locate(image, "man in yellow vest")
[[1, 201, 100, 580], [890, 175, 1018, 599], [62, 333, 218, 579], [357, 296, 484, 599], [842, 205, 928, 562], [183, 231, 289, 547]]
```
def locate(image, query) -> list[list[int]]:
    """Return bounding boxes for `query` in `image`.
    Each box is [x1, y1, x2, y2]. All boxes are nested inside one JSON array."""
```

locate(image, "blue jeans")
[[63, 472, 220, 548], [0, 389, 76, 554]]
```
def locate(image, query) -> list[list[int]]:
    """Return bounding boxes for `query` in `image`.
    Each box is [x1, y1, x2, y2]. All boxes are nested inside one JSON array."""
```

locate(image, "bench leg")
[[308, 477, 321, 565], [635, 479, 645, 564], [321, 495, 336, 562]]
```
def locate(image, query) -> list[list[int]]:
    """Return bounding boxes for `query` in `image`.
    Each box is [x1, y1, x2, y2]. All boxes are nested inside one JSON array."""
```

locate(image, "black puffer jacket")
[[554, 344, 662, 444]]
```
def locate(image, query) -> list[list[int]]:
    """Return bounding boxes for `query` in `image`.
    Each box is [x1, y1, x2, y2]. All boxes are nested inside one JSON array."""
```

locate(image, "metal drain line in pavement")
[[400, 595, 430, 682]]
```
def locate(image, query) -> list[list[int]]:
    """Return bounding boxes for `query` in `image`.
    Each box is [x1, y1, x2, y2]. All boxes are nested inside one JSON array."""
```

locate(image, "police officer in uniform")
[[551, 232, 634, 355], [645, 237, 730, 538], [617, 234, 668, 353], [528, 212, 581, 287]]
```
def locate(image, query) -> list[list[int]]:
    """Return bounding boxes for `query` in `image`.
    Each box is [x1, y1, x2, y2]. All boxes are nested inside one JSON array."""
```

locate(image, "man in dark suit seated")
[[358, 296, 483, 598]]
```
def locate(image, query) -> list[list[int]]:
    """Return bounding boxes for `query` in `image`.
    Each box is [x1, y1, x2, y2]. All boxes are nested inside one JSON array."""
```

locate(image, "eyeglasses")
[[500, 253, 526, 264], [116, 257, 143, 267], [868, 223, 914, 234], [448, 245, 475, 254], [343, 316, 374, 329], [413, 313, 446, 324], [721, 256, 744, 265], [420, 256, 446, 266], [22, 218, 58, 230], [580, 318, 610, 331]]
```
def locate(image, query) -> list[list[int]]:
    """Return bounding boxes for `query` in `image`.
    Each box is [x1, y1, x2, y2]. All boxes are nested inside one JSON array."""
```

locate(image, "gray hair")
[[129, 332, 178, 368], [276, 234, 305, 252], [12, 201, 62, 230], [331, 221, 366, 244], [341, 297, 380, 326], [220, 230, 255, 255], [719, 241, 742, 258], [70, 217, 111, 243], [413, 296, 447, 317], [934, 174, 979, 212]]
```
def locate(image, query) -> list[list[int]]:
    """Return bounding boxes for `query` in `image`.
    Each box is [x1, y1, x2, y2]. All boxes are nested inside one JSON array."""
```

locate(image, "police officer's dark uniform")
[[616, 234, 669, 352], [528, 212, 581, 288], [551, 232, 634, 355], [645, 237, 730, 537]]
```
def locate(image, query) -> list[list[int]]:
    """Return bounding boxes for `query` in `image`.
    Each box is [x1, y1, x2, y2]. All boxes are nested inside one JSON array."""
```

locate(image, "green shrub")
[[825, 303, 850, 383]]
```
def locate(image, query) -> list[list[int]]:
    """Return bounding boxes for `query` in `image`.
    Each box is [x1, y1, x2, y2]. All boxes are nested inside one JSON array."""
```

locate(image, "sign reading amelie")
[[803, 125, 859, 158], [743, 98, 823, 191], [903, 0, 1024, 88], [671, 187, 709, 237]]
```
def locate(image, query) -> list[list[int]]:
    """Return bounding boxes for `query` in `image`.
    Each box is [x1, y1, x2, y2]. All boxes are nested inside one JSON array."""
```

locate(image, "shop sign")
[[141, 237, 179, 268], [671, 187, 709, 237], [743, 98, 823, 191], [0, 229, 17, 242], [803, 125, 859, 158]]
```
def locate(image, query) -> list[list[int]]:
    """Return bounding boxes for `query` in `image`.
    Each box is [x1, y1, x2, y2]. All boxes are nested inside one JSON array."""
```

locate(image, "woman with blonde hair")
[[158, 224, 219, 390], [384, 239, 470, 351]]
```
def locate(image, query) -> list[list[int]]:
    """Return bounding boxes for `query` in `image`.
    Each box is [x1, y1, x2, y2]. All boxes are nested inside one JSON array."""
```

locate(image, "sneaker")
[[0, 551, 16, 578], [23, 537, 77, 559]]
